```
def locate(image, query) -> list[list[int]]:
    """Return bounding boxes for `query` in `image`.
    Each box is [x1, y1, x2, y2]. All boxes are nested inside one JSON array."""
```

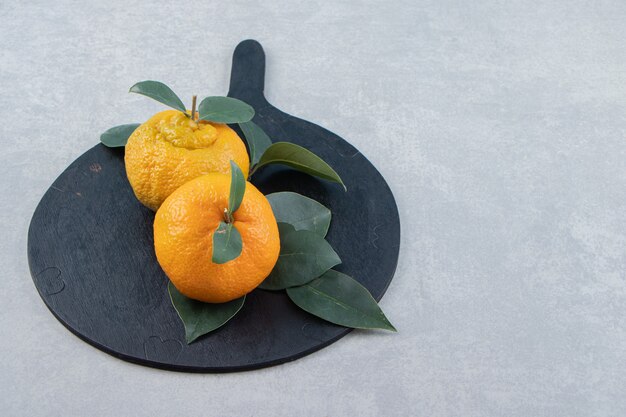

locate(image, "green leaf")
[[253, 142, 346, 190], [277, 222, 296, 237], [212, 222, 243, 264], [286, 270, 396, 331], [100, 123, 140, 147], [168, 281, 245, 343], [129, 80, 187, 114], [228, 161, 246, 216], [266, 192, 332, 237], [259, 229, 341, 290], [238, 121, 272, 166], [198, 96, 254, 123]]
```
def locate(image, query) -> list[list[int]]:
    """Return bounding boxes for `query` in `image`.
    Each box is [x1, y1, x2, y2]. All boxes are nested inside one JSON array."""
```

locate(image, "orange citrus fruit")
[[153, 173, 280, 303], [125, 110, 250, 211]]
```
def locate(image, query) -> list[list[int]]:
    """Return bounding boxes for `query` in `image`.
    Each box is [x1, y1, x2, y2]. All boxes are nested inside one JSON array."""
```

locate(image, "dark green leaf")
[[259, 229, 341, 290], [277, 222, 296, 237], [100, 123, 140, 147], [129, 80, 187, 113], [198, 96, 254, 123], [239, 121, 272, 166], [168, 281, 245, 343], [266, 192, 331, 237], [286, 270, 396, 331], [212, 222, 243, 264], [228, 161, 246, 215], [254, 142, 345, 190]]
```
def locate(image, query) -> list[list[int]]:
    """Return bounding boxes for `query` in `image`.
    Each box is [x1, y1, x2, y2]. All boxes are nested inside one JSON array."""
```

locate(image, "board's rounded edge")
[[32, 284, 354, 373]]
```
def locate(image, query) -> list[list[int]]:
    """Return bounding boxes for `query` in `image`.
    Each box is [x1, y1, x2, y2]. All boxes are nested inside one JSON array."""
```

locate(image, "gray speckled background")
[[1, 1, 625, 416]]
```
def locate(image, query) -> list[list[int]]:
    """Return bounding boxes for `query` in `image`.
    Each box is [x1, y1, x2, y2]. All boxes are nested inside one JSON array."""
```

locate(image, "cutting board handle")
[[228, 39, 266, 101]]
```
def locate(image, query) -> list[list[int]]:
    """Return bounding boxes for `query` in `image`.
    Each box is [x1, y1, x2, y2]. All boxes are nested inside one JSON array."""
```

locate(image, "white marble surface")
[[1, 1, 625, 416]]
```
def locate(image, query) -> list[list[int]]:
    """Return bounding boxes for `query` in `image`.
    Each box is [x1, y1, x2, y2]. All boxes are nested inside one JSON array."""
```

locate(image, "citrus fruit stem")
[[190, 95, 197, 120], [223, 207, 233, 223]]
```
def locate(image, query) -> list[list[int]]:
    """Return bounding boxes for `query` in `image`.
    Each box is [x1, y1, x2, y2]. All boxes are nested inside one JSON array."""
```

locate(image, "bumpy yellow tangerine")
[[125, 110, 250, 211]]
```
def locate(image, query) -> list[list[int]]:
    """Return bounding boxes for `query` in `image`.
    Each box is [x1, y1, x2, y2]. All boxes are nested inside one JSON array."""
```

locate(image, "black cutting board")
[[27, 40, 400, 372]]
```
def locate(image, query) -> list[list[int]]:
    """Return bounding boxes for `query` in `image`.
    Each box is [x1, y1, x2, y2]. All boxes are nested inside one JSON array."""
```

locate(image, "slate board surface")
[[27, 40, 400, 372]]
